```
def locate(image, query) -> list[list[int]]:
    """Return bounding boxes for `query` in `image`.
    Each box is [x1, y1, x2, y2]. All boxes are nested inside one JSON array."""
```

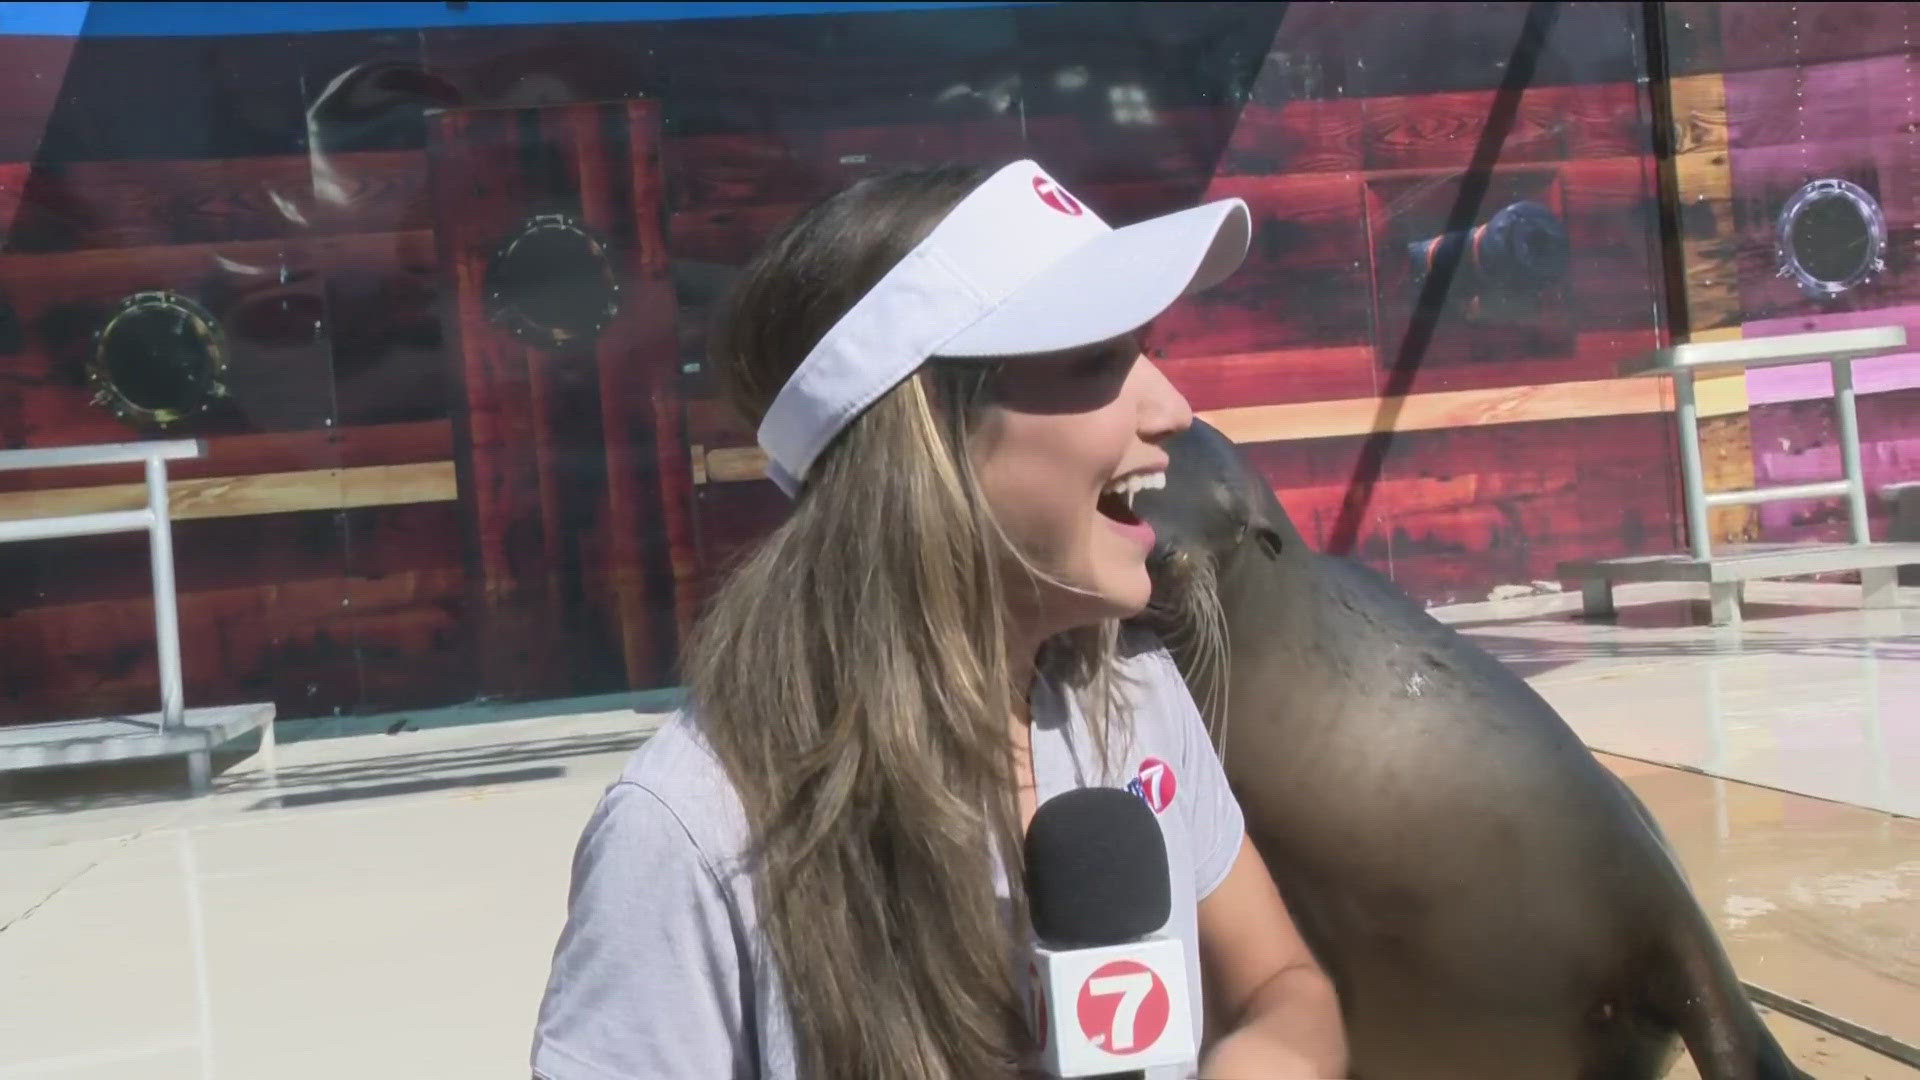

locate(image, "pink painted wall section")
[[1715, 36, 1920, 546], [1748, 389, 1920, 542], [1742, 307, 1920, 406]]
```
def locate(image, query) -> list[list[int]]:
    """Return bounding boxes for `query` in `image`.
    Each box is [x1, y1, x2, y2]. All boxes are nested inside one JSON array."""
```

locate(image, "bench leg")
[[1580, 579, 1615, 619], [187, 749, 211, 796], [1861, 567, 1899, 609], [1708, 581, 1743, 628]]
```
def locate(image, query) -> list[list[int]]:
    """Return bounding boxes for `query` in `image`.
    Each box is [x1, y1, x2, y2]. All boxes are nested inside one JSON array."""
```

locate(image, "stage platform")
[[0, 583, 1913, 1078], [0, 704, 276, 797]]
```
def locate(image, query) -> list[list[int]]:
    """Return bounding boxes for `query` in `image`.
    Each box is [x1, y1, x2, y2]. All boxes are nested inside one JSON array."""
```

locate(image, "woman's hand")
[[1198, 1025, 1326, 1078]]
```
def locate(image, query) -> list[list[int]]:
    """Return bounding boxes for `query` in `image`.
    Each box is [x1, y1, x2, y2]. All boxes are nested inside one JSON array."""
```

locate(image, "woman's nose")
[[1133, 353, 1194, 441]]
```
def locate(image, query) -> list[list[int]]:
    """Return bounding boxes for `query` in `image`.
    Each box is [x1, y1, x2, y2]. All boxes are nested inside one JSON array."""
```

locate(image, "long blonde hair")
[[685, 164, 1125, 1079]]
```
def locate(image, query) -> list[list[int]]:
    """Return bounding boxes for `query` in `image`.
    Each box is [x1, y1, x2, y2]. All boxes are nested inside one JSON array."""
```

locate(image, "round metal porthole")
[[1776, 179, 1886, 298], [484, 212, 622, 349], [87, 291, 230, 428]]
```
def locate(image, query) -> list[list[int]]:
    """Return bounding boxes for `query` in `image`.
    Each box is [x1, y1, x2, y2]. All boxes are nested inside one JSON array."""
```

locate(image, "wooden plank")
[[430, 105, 566, 698], [1156, 345, 1377, 412], [696, 374, 1753, 485], [604, 102, 699, 683], [663, 120, 1024, 214], [1679, 326, 1760, 544], [4, 151, 429, 252], [1669, 73, 1741, 334], [1700, 411, 1760, 544], [1206, 379, 1666, 446], [0, 420, 452, 495], [1389, 330, 1663, 395], [1021, 110, 1230, 190], [1217, 100, 1365, 176], [1360, 86, 1569, 172], [1560, 80, 1651, 160], [1374, 413, 1683, 603], [0, 461, 457, 524]]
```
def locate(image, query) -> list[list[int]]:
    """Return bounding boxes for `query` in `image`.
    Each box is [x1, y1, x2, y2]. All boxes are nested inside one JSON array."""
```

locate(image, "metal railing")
[[1657, 326, 1899, 561], [0, 439, 203, 728]]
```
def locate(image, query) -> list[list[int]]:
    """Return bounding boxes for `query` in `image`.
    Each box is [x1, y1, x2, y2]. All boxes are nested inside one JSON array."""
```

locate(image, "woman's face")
[[969, 333, 1194, 638]]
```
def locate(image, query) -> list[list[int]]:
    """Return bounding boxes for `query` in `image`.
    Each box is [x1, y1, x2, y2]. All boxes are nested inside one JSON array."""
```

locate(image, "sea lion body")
[[1131, 419, 1806, 1080]]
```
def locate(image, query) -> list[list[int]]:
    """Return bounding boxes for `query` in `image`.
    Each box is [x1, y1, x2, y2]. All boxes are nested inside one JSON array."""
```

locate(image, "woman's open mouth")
[[1098, 472, 1164, 547]]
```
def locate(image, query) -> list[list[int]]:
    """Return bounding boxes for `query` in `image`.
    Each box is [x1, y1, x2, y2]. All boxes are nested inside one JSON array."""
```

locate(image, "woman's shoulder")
[[600, 710, 752, 865]]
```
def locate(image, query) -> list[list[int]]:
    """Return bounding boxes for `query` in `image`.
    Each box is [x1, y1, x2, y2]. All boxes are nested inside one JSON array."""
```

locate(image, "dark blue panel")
[[0, 2, 1047, 38]]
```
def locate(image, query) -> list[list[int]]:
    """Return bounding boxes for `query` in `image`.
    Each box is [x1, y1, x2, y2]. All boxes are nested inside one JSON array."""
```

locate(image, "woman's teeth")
[[1102, 471, 1166, 511]]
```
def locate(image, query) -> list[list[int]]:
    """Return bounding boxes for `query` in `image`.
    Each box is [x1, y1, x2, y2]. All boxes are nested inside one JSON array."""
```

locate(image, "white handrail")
[[0, 439, 203, 473], [0, 440, 202, 728]]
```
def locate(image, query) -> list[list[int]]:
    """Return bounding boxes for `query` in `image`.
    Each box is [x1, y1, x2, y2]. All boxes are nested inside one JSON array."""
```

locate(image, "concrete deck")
[[0, 581, 1912, 1078]]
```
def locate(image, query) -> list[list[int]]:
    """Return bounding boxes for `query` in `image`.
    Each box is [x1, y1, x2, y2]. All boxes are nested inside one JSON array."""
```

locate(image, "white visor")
[[756, 159, 1251, 496]]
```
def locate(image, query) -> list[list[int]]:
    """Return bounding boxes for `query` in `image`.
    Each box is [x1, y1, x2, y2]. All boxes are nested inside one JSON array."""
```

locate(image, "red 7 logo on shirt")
[[1126, 757, 1176, 814]]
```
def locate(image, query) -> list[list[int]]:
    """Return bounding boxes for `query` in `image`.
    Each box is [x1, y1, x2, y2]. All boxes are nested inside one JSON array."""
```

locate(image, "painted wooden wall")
[[0, 2, 1707, 727], [1656, 2, 1920, 550]]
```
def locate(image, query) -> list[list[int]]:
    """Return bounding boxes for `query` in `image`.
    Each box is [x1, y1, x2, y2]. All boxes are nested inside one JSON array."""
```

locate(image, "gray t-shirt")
[[531, 637, 1245, 1079]]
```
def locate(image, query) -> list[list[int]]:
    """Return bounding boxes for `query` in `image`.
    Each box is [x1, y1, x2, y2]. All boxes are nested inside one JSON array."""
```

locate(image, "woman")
[[532, 160, 1346, 1080]]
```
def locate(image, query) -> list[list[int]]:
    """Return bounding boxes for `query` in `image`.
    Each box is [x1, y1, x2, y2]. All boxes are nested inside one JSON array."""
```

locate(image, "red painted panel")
[[1156, 346, 1378, 411], [0, 36, 76, 162], [1375, 413, 1681, 603], [0, 568, 474, 726], [1152, 173, 1374, 358], [1559, 156, 1663, 331], [1360, 86, 1569, 172], [428, 99, 689, 700], [1217, 100, 1365, 176]]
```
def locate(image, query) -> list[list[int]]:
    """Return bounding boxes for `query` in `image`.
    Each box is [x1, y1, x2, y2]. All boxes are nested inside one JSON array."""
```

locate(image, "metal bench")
[[1558, 326, 1920, 626], [0, 440, 275, 795]]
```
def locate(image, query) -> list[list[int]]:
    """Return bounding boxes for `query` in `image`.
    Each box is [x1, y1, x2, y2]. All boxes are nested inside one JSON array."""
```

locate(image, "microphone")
[[1022, 787, 1195, 1079]]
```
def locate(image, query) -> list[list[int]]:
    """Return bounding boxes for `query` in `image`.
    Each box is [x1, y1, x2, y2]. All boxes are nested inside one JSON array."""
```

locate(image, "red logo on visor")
[[1033, 175, 1085, 216]]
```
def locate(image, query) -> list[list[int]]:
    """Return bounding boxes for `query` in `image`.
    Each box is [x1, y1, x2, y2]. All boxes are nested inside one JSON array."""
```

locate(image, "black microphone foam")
[[1023, 786, 1171, 948]]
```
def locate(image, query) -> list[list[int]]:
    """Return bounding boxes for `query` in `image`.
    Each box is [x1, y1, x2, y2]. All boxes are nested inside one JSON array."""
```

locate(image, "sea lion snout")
[[1136, 422, 1252, 561]]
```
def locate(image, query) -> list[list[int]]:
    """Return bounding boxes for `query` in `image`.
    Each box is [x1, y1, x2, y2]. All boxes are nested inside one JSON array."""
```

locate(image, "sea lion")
[[1128, 418, 1808, 1080]]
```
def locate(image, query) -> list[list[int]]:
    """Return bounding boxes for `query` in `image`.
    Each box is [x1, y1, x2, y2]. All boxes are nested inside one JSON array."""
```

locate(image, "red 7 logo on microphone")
[[1075, 959, 1171, 1055]]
